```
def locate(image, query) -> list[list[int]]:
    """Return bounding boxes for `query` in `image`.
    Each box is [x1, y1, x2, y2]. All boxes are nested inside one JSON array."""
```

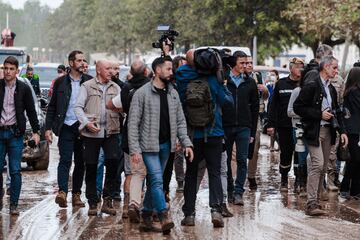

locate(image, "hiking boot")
[[55, 191, 67, 208], [221, 203, 233, 217], [122, 193, 129, 218], [113, 192, 121, 202], [228, 192, 234, 204], [176, 181, 184, 193], [233, 194, 244, 206], [248, 178, 257, 190], [165, 191, 170, 203], [10, 204, 19, 215], [152, 212, 160, 222], [158, 210, 175, 232], [128, 204, 140, 223], [320, 191, 329, 201], [306, 204, 327, 216], [280, 176, 288, 192], [340, 191, 351, 200], [181, 215, 195, 226], [88, 204, 98, 216], [72, 192, 85, 207], [139, 211, 154, 232], [299, 187, 307, 198], [101, 198, 117, 215], [211, 211, 224, 228]]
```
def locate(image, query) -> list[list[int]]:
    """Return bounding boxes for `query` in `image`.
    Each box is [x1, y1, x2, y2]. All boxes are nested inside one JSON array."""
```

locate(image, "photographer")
[[294, 56, 348, 216]]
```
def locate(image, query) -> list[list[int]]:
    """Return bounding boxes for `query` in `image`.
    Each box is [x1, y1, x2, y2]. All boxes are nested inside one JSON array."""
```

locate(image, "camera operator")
[[294, 56, 348, 216]]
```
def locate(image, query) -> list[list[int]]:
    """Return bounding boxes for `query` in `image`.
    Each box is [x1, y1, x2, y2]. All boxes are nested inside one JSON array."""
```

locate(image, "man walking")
[[222, 51, 259, 204], [267, 58, 304, 192], [74, 60, 122, 216], [45, 50, 91, 208], [128, 57, 193, 232], [294, 56, 348, 216], [0, 56, 40, 215]]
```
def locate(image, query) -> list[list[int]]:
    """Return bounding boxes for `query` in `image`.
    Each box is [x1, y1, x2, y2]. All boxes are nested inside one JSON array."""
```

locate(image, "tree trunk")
[[340, 31, 351, 77]]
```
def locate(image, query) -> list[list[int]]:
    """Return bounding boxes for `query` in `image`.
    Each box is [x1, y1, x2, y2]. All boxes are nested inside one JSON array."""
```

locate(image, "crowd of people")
[[0, 44, 359, 234]]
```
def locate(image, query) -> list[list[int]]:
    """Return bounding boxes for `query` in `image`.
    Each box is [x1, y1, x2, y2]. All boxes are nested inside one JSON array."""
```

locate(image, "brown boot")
[[88, 204, 98, 216], [122, 193, 129, 218], [139, 211, 154, 232], [101, 198, 117, 215], [158, 210, 174, 232], [72, 192, 85, 207], [55, 191, 67, 208]]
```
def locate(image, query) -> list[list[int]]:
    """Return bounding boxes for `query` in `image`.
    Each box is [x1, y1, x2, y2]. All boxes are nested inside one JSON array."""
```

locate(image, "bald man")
[[75, 59, 122, 216]]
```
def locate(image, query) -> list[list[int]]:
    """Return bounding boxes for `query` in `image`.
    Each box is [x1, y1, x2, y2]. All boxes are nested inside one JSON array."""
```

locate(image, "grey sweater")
[[128, 80, 192, 154], [287, 87, 301, 128]]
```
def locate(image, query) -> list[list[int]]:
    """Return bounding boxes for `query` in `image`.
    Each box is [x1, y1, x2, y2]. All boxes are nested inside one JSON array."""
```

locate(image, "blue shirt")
[[320, 76, 332, 125], [230, 71, 244, 87], [64, 75, 82, 126]]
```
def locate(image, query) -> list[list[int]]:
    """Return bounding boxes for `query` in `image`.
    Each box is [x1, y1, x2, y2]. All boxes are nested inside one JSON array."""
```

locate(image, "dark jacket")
[[45, 73, 92, 136], [222, 73, 259, 137], [0, 79, 40, 134], [121, 75, 150, 153], [343, 88, 360, 134], [293, 71, 346, 146], [268, 76, 299, 128], [175, 64, 234, 139]]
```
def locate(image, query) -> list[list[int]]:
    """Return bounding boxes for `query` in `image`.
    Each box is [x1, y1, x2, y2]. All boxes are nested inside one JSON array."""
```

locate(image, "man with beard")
[[74, 60, 122, 216], [45, 50, 92, 208], [128, 57, 193, 233]]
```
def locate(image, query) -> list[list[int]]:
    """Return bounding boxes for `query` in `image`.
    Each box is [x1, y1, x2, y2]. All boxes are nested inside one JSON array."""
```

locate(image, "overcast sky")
[[5, 0, 63, 9]]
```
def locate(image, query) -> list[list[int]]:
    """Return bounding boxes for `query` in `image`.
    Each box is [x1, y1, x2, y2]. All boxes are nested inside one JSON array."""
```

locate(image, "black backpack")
[[184, 77, 215, 130]]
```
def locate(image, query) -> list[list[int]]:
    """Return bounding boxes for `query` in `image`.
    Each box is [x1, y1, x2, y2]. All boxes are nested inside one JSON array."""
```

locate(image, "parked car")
[[17, 77, 49, 170], [19, 63, 61, 98]]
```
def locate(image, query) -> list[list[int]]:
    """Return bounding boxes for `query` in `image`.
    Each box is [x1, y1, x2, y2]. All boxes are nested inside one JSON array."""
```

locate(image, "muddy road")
[[0, 135, 359, 240]]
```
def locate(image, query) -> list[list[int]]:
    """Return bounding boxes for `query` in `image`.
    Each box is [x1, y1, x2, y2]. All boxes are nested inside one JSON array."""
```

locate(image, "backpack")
[[184, 77, 214, 129]]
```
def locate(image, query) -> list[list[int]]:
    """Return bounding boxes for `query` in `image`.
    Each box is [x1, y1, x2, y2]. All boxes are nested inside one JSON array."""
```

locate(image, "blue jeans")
[[0, 129, 24, 205], [225, 127, 250, 195], [96, 148, 105, 196], [57, 123, 84, 194], [142, 141, 170, 213]]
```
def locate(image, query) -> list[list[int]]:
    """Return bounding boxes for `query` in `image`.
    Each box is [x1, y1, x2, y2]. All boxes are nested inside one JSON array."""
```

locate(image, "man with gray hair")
[[294, 56, 348, 216], [74, 60, 122, 216]]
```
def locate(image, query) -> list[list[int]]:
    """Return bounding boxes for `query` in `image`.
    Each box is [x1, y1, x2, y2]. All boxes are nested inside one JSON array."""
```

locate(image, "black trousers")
[[277, 127, 297, 176], [348, 134, 360, 196], [83, 135, 120, 205], [163, 152, 175, 193], [182, 137, 223, 216]]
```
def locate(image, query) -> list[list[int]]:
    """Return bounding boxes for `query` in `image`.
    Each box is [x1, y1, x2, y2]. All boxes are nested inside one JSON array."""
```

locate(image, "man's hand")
[[32, 133, 40, 145], [45, 130, 53, 144], [340, 134, 349, 148], [86, 122, 101, 133], [131, 153, 143, 164], [162, 39, 171, 56], [185, 147, 194, 162], [106, 99, 123, 113], [267, 128, 275, 137], [250, 137, 254, 144], [322, 110, 333, 121]]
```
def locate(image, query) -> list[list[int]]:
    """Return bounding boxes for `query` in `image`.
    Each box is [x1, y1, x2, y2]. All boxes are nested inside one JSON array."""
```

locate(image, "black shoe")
[[181, 215, 195, 226], [113, 192, 121, 202], [140, 211, 154, 232], [248, 178, 258, 190], [176, 181, 184, 193], [88, 204, 98, 216], [211, 211, 224, 228], [233, 194, 244, 205], [221, 203, 233, 217], [10, 205, 19, 216], [280, 175, 288, 192], [158, 210, 175, 232], [228, 192, 234, 204], [128, 204, 140, 223]]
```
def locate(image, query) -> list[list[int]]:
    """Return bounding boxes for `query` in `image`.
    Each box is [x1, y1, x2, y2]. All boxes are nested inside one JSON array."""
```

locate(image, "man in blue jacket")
[[176, 49, 234, 228]]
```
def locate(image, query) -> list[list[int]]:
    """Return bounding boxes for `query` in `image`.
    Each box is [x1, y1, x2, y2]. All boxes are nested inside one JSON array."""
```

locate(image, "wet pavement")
[[1, 134, 360, 240]]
